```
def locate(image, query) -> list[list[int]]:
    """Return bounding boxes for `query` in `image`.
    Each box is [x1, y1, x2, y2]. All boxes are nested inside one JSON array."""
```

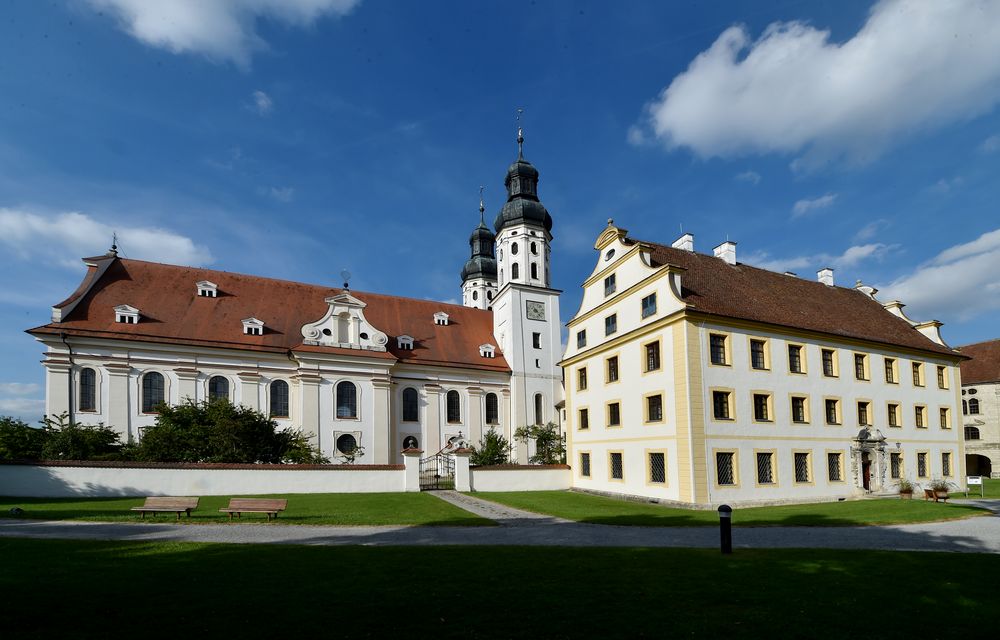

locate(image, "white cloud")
[[87, 0, 359, 67], [792, 193, 837, 218], [0, 383, 40, 396], [745, 242, 892, 274], [258, 186, 295, 202], [250, 90, 273, 115], [981, 134, 1000, 153], [0, 208, 213, 268], [879, 228, 1000, 322], [734, 170, 761, 185], [635, 0, 1000, 164], [0, 397, 45, 417], [854, 218, 889, 242], [928, 176, 964, 194]]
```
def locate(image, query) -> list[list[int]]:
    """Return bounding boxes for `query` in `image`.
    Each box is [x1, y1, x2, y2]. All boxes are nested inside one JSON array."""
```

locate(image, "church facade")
[[29, 134, 563, 465]]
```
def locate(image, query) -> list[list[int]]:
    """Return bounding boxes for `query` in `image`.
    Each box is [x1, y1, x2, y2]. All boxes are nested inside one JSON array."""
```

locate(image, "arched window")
[[402, 435, 419, 450], [270, 380, 289, 418], [79, 368, 96, 412], [534, 393, 544, 425], [511, 242, 519, 255], [446, 390, 461, 423], [142, 372, 165, 413], [336, 381, 358, 419], [512, 263, 520, 279], [487, 291, 493, 301], [208, 376, 229, 401], [485, 392, 499, 425], [530, 263, 538, 280], [336, 433, 358, 454], [963, 399, 968, 414], [530, 241, 537, 255], [969, 398, 980, 414], [402, 387, 419, 422], [965, 426, 981, 441]]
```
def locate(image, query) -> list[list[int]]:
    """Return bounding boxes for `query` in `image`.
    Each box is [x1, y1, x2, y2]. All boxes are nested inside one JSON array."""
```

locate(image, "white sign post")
[[967, 476, 984, 498]]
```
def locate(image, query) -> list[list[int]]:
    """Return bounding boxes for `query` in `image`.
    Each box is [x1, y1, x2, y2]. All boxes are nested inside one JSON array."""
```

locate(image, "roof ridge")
[[956, 338, 1000, 349]]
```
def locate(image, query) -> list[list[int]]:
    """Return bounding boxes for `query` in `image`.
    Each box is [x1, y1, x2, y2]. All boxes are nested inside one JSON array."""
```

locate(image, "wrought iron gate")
[[419, 453, 455, 491]]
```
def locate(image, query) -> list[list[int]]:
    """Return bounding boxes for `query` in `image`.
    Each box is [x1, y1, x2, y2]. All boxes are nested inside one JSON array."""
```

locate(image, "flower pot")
[[899, 491, 913, 500], [935, 491, 949, 499]]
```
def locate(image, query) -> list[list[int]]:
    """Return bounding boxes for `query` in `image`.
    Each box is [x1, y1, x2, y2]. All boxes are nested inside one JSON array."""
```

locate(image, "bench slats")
[[131, 496, 199, 520], [219, 498, 288, 521]]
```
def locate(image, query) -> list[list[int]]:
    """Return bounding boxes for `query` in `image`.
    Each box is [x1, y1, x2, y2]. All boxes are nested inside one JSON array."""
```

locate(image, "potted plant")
[[930, 479, 950, 500], [898, 478, 914, 499]]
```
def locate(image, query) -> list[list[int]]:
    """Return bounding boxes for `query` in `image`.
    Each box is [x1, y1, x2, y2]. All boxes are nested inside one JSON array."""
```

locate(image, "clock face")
[[526, 301, 546, 321]]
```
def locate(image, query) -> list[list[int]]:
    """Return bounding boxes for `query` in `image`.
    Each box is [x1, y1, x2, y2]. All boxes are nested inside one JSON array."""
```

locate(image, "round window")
[[511, 242, 519, 255], [969, 389, 977, 395], [605, 248, 616, 261], [322, 328, 332, 336], [402, 435, 418, 450], [360, 332, 369, 340], [487, 291, 493, 300], [472, 291, 479, 300], [336, 433, 358, 454]]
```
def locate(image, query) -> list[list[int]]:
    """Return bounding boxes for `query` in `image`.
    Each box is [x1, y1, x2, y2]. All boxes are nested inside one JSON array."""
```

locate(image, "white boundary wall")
[[0, 463, 405, 497], [470, 465, 571, 492]]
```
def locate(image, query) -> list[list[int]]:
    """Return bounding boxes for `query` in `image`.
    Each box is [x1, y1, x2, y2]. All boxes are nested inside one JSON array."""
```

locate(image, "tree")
[[127, 399, 328, 464], [40, 413, 123, 460], [470, 428, 510, 466], [0, 416, 47, 460], [513, 422, 566, 465]]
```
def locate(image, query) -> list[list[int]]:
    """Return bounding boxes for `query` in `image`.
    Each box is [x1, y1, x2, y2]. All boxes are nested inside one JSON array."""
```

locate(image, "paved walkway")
[[1, 494, 997, 553]]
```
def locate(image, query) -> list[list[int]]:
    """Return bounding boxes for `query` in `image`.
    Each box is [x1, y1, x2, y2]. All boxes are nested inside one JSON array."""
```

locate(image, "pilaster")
[[238, 371, 261, 411], [298, 373, 323, 449], [174, 367, 199, 403], [371, 376, 392, 464], [105, 362, 132, 441], [424, 384, 443, 455], [467, 386, 484, 447]]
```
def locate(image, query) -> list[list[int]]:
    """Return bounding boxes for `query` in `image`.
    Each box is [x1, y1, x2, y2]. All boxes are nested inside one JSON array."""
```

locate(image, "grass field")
[[0, 538, 996, 639], [952, 477, 1000, 498], [474, 491, 989, 526], [0, 493, 492, 526]]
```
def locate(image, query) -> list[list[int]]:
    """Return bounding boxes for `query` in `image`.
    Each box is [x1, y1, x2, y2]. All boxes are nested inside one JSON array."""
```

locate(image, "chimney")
[[817, 268, 834, 286], [713, 241, 737, 265], [672, 233, 694, 252]]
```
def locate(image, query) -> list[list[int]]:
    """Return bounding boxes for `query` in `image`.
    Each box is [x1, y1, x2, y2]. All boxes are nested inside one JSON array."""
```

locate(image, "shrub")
[[514, 422, 566, 465], [39, 414, 123, 460], [0, 416, 47, 460], [470, 429, 510, 466]]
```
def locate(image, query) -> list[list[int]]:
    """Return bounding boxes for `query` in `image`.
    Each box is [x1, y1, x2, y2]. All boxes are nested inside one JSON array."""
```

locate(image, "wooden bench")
[[923, 488, 949, 503], [131, 497, 199, 520], [219, 498, 287, 522]]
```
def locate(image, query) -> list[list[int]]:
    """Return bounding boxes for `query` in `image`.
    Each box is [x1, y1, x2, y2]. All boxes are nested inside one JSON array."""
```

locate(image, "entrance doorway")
[[967, 454, 993, 478], [862, 452, 872, 491]]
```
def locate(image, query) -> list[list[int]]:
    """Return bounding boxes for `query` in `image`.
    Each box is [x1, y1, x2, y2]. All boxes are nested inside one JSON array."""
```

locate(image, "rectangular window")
[[753, 393, 770, 422], [939, 407, 950, 429], [646, 394, 663, 422], [825, 399, 840, 425], [915, 405, 926, 428], [712, 391, 732, 420], [606, 356, 619, 383], [610, 452, 623, 480], [532, 332, 541, 349], [607, 402, 621, 427], [604, 274, 617, 297], [716, 452, 736, 485], [917, 452, 928, 478], [854, 353, 868, 380], [756, 452, 774, 484], [791, 396, 808, 423], [887, 403, 900, 428], [912, 362, 924, 386], [890, 452, 901, 479], [794, 452, 811, 483], [641, 293, 657, 319], [937, 366, 948, 389], [645, 341, 661, 372], [942, 452, 952, 477], [580, 452, 591, 477], [577, 367, 588, 390], [827, 452, 843, 482], [884, 358, 896, 383], [576, 330, 586, 348], [605, 314, 617, 336], [648, 452, 666, 484], [822, 349, 837, 377], [788, 345, 803, 373], [710, 334, 728, 365], [857, 401, 870, 426], [750, 339, 767, 370], [578, 408, 589, 430]]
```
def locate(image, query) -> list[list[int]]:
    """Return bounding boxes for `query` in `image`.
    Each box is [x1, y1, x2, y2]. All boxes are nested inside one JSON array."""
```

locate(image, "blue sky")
[[2, 0, 999, 421]]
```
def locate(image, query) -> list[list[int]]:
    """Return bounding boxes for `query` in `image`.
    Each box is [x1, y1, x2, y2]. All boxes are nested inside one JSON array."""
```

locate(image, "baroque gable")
[[301, 292, 389, 351]]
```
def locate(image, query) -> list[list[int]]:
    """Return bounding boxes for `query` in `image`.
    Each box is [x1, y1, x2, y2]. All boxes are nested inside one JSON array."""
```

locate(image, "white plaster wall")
[[0, 464, 405, 497], [470, 467, 571, 491]]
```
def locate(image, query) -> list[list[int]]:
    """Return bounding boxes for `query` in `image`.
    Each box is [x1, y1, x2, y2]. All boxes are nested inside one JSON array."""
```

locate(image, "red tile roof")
[[957, 339, 1000, 384], [639, 240, 961, 358], [29, 258, 511, 373]]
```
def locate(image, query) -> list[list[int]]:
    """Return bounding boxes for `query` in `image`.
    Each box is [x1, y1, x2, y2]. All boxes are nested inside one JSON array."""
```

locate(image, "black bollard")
[[718, 504, 733, 554]]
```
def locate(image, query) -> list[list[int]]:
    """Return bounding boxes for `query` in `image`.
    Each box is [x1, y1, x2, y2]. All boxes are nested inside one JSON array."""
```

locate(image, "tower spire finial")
[[516, 107, 525, 159], [108, 232, 119, 257], [478, 185, 485, 223]]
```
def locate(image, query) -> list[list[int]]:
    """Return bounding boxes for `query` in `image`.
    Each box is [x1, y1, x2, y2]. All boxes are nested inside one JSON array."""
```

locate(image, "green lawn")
[[951, 477, 1000, 499], [0, 538, 996, 639], [475, 490, 989, 526], [0, 493, 491, 527]]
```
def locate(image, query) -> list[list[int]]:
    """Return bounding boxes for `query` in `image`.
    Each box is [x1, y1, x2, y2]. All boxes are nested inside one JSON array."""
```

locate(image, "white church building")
[[29, 131, 563, 465]]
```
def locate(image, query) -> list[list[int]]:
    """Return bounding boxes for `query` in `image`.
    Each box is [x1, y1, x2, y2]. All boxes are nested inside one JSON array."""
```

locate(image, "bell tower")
[[461, 189, 498, 310]]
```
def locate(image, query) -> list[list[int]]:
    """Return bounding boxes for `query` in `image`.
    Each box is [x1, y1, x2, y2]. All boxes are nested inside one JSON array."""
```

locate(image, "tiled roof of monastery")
[[957, 339, 1000, 384], [29, 258, 511, 373], [637, 240, 961, 358]]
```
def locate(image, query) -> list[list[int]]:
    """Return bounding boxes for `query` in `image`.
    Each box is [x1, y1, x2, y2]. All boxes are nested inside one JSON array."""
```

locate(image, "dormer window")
[[479, 344, 496, 358], [434, 312, 450, 326], [114, 304, 140, 324], [242, 317, 264, 336], [196, 281, 218, 298], [397, 335, 415, 350]]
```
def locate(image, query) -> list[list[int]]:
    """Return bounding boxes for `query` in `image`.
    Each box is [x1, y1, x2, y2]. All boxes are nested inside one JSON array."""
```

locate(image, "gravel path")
[[1, 496, 997, 553]]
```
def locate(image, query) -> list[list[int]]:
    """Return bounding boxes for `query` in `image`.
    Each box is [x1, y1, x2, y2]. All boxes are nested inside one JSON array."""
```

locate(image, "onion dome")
[[493, 127, 553, 233], [461, 198, 498, 282]]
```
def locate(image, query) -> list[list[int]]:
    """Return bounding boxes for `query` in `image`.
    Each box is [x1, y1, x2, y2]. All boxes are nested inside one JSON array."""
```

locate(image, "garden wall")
[[469, 465, 571, 492]]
